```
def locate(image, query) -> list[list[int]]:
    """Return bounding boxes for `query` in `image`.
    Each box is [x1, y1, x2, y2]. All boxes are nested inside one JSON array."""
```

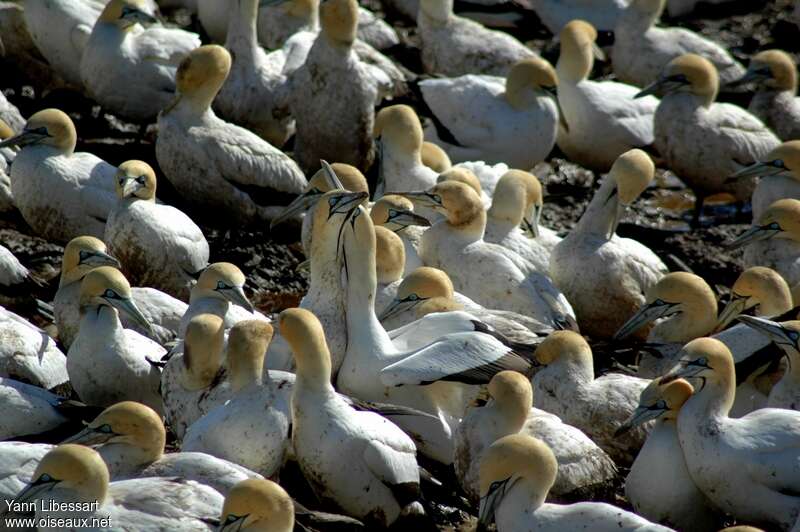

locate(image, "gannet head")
[[169, 45, 231, 115], [320, 0, 358, 47], [478, 434, 555, 527], [737, 316, 800, 360], [419, 0, 452, 24], [115, 160, 156, 201], [374, 105, 424, 158], [534, 330, 592, 370], [636, 53, 718, 106], [437, 167, 482, 196], [558, 20, 604, 82], [401, 181, 484, 234], [716, 267, 792, 331], [615, 378, 692, 435], [279, 307, 332, 384], [60, 236, 121, 287], [375, 226, 405, 285], [370, 195, 431, 232], [220, 478, 295, 532], [604, 149, 655, 238], [79, 266, 153, 332], [310, 189, 369, 256], [12, 445, 109, 507], [98, 0, 157, 30], [181, 313, 225, 390], [662, 337, 735, 407], [488, 371, 533, 432], [728, 198, 800, 248], [727, 140, 800, 182], [0, 109, 77, 155], [421, 142, 452, 173], [488, 170, 542, 236], [378, 266, 455, 321], [227, 319, 274, 392], [731, 49, 797, 92], [506, 57, 565, 128], [194, 262, 255, 312], [61, 401, 165, 463]]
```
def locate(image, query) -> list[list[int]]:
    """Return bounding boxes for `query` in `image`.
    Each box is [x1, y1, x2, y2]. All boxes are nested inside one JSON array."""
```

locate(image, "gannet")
[[531, 331, 651, 464], [728, 140, 800, 221], [280, 307, 422, 527], [0, 244, 53, 322], [637, 53, 779, 221], [716, 266, 793, 332], [663, 337, 800, 530], [417, 0, 534, 77], [556, 20, 658, 172], [419, 56, 562, 169], [421, 141, 452, 172], [67, 267, 164, 414], [6, 444, 223, 530], [375, 105, 439, 195], [478, 434, 672, 531], [370, 194, 430, 275], [0, 120, 16, 214], [617, 379, 720, 531], [550, 149, 667, 338], [612, 0, 744, 88], [455, 371, 617, 504], [375, 226, 407, 311], [219, 478, 294, 531], [0, 109, 116, 243], [81, 0, 200, 122], [104, 160, 209, 301], [0, 307, 68, 390], [55, 236, 186, 348], [0, 378, 69, 440], [436, 166, 493, 207], [157, 44, 307, 224]]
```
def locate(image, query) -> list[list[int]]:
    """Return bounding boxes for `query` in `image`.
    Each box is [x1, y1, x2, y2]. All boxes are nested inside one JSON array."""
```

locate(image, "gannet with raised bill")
[[157, 44, 307, 225], [556, 20, 658, 172], [0, 306, 68, 391], [280, 307, 422, 527], [219, 478, 294, 531], [370, 194, 431, 275], [662, 337, 800, 530], [728, 140, 800, 221], [5, 444, 223, 530], [550, 149, 667, 338], [637, 53, 779, 221], [420, 56, 562, 169], [478, 434, 672, 531], [0, 109, 116, 243], [617, 378, 720, 531], [0, 377, 69, 441], [374, 105, 439, 195], [67, 267, 164, 414]]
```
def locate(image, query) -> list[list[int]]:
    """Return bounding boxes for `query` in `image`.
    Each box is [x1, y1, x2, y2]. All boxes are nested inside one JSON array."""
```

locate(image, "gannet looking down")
[[370, 194, 430, 275], [0, 377, 69, 441], [550, 149, 667, 339], [157, 44, 307, 225], [477, 434, 672, 531], [375, 105, 439, 196], [715, 266, 793, 332], [219, 478, 294, 532], [556, 20, 658, 172], [105, 160, 210, 301], [637, 53, 779, 222], [0, 307, 68, 391], [0, 109, 116, 243]]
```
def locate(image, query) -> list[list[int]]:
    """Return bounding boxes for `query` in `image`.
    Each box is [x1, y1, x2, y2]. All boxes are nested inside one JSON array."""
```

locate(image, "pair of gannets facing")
[[81, 0, 200, 122], [729, 141, 800, 221], [0, 109, 116, 244], [637, 53, 779, 219], [156, 45, 307, 225], [556, 20, 658, 172], [0, 306, 68, 391], [478, 434, 672, 531], [612, 0, 744, 88], [550, 149, 668, 339]]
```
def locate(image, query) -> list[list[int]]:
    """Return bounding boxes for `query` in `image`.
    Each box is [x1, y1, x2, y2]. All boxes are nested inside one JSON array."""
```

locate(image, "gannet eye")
[[118, 177, 126, 185], [766, 222, 781, 231], [653, 298, 666, 306], [104, 289, 117, 299], [669, 73, 689, 83], [388, 209, 399, 218], [407, 294, 419, 302], [137, 175, 146, 184], [773, 159, 785, 168], [97, 424, 113, 434], [79, 250, 90, 262], [328, 197, 338, 207], [655, 400, 667, 410], [789, 331, 800, 342], [432, 194, 442, 204], [37, 473, 52, 484], [224, 514, 241, 524], [216, 281, 227, 290]]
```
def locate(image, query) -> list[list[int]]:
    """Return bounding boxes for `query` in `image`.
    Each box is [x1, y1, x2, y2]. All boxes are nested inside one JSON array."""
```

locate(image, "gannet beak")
[[220, 285, 255, 313], [554, 313, 580, 332], [592, 42, 606, 62], [320, 160, 345, 190], [328, 191, 369, 218], [295, 258, 310, 273], [635, 75, 686, 99], [542, 86, 569, 132], [80, 250, 121, 268], [0, 127, 49, 149], [270, 189, 321, 229], [110, 296, 154, 334], [726, 66, 771, 88], [61, 425, 115, 446], [478, 477, 512, 529], [615, 404, 667, 436], [388, 209, 431, 230], [726, 224, 781, 249], [522, 204, 542, 238], [398, 191, 443, 210], [714, 293, 748, 332], [378, 297, 420, 322], [121, 177, 143, 198], [609, 202, 626, 240], [737, 315, 800, 350], [661, 356, 710, 383], [120, 6, 158, 25], [9, 476, 60, 509], [725, 160, 785, 183], [613, 299, 680, 340], [218, 514, 249, 531]]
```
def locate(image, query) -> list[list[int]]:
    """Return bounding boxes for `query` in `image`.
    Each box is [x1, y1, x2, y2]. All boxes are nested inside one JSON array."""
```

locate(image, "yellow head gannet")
[[7, 444, 223, 529], [556, 20, 658, 172], [374, 225, 407, 308], [375, 104, 439, 195], [421, 141, 452, 173], [0, 305, 68, 391], [370, 194, 431, 275], [0, 377, 69, 440], [728, 140, 800, 221], [416, 0, 534, 77], [420, 56, 562, 169], [662, 337, 800, 530], [550, 149, 667, 338], [532, 331, 651, 464], [716, 266, 793, 332], [617, 379, 720, 531], [80, 0, 200, 122], [637, 53, 780, 221], [455, 371, 617, 504], [612, 0, 745, 88], [478, 434, 671, 531], [0, 109, 117, 243], [280, 307, 421, 527], [105, 160, 210, 301], [157, 44, 307, 224], [219, 478, 294, 532], [66, 266, 164, 414]]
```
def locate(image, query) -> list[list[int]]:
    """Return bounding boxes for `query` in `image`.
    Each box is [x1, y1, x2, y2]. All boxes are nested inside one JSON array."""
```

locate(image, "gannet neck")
[[175, 45, 232, 116], [79, 302, 122, 332], [557, 21, 596, 83], [536, 331, 595, 383], [681, 376, 733, 421], [498, 477, 547, 520], [574, 175, 619, 237], [226, 0, 260, 57], [182, 314, 226, 391], [280, 308, 335, 393], [419, 0, 452, 25], [489, 371, 532, 435], [227, 320, 272, 392]]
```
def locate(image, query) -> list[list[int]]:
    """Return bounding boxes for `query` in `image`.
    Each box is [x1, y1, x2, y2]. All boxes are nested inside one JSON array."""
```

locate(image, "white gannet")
[[81, 0, 200, 122], [715, 266, 793, 332], [637, 53, 780, 221], [280, 307, 421, 527], [6, 444, 223, 530], [156, 44, 307, 224], [375, 105, 439, 196], [55, 236, 186, 348], [374, 225, 407, 312], [67, 267, 164, 414], [421, 141, 452, 172], [0, 441, 54, 502], [477, 434, 672, 531], [0, 377, 68, 441], [728, 140, 800, 221], [416, 0, 534, 77], [663, 337, 800, 530], [0, 306, 68, 391], [612, 0, 744, 88], [617, 378, 720, 531], [556, 20, 658, 172], [419, 56, 562, 169], [455, 371, 617, 504], [0, 120, 16, 214], [219, 478, 294, 532], [0, 109, 117, 243], [550, 149, 667, 338], [370, 194, 431, 276], [531, 331, 651, 465], [104, 160, 209, 301]]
